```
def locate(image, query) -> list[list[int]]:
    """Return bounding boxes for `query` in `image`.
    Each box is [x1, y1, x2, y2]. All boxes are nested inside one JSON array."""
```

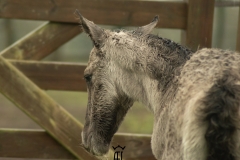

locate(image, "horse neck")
[[105, 34, 193, 113]]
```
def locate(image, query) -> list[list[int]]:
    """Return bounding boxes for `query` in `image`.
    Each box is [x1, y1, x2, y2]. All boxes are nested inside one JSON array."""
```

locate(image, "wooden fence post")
[[236, 5, 240, 52], [181, 0, 215, 51]]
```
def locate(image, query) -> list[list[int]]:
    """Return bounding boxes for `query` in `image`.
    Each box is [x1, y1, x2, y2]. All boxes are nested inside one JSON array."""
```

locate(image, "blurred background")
[[0, 0, 239, 134]]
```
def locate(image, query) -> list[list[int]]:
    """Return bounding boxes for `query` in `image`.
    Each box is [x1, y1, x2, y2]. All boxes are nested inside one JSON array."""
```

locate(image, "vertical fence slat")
[[181, 0, 215, 51], [236, 5, 240, 52]]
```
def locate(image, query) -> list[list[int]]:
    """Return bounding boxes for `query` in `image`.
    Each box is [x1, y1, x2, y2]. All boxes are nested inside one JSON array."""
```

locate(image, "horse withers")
[[75, 10, 240, 160]]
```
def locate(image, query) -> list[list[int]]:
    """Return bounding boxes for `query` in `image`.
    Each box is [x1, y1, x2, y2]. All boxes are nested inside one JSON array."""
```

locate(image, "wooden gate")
[[0, 0, 239, 159]]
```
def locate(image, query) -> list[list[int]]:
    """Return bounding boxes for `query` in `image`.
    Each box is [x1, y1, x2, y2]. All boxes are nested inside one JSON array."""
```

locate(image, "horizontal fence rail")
[[0, 129, 154, 160], [215, 1, 240, 7], [0, 129, 77, 159], [0, 0, 187, 29], [9, 60, 87, 91]]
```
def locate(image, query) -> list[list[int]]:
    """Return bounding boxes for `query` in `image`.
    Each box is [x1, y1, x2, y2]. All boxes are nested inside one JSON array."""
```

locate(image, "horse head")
[[75, 10, 158, 156]]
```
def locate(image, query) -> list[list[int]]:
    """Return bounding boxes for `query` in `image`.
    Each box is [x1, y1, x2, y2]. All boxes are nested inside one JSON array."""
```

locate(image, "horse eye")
[[84, 74, 92, 82]]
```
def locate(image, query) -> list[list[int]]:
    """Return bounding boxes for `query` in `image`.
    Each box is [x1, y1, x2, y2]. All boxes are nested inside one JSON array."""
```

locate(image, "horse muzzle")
[[81, 130, 109, 156]]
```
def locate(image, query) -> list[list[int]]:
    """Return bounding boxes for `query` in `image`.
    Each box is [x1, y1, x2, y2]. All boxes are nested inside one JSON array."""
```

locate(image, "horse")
[[75, 10, 240, 160]]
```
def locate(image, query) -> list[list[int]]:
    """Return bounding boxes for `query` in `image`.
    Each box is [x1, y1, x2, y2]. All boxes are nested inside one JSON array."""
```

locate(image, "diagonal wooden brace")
[[0, 22, 81, 60]]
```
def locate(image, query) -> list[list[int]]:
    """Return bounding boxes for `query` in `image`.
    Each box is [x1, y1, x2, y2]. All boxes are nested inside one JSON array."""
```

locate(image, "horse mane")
[[143, 34, 193, 91], [145, 34, 193, 68]]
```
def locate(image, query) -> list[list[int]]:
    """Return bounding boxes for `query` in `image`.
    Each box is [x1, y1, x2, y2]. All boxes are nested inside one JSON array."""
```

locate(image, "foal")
[[76, 11, 240, 160]]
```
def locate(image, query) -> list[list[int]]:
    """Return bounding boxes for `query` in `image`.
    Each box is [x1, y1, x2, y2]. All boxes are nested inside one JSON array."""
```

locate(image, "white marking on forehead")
[[112, 31, 135, 46], [116, 31, 126, 36]]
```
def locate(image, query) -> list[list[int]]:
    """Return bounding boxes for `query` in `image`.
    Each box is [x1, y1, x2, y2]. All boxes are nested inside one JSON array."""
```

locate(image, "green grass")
[[0, 90, 153, 134], [46, 91, 153, 134]]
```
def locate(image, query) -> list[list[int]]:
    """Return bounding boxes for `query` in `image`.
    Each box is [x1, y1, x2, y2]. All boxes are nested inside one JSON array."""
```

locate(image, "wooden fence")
[[0, 0, 239, 160]]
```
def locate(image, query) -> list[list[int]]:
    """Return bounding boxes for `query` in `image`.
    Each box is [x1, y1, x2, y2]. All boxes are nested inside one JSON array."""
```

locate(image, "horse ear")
[[133, 15, 159, 36], [75, 10, 106, 47]]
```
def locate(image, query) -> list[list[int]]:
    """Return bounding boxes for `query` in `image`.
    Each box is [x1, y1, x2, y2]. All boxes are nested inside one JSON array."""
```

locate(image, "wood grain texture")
[[0, 129, 155, 160], [0, 0, 187, 29], [10, 60, 87, 91], [0, 129, 77, 159], [0, 56, 102, 160], [0, 22, 81, 60], [112, 133, 156, 160], [182, 0, 215, 51]]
